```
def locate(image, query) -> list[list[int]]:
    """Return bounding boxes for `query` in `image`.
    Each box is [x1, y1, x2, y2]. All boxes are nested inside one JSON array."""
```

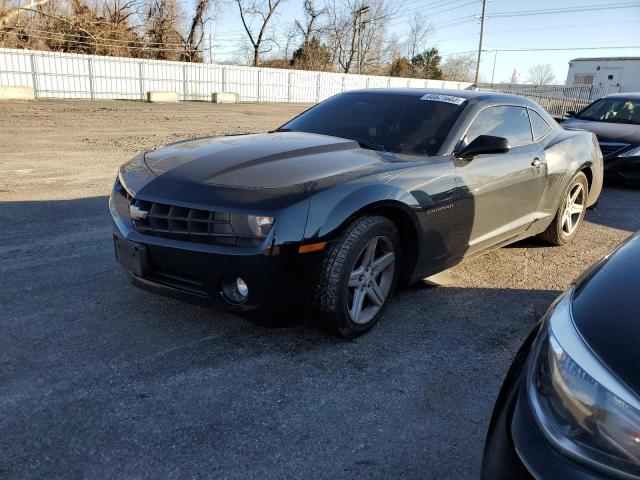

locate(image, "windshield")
[[577, 98, 640, 125], [280, 92, 467, 156]]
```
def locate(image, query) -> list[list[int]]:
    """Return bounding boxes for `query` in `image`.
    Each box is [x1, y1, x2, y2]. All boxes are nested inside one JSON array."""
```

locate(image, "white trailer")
[[566, 57, 640, 94]]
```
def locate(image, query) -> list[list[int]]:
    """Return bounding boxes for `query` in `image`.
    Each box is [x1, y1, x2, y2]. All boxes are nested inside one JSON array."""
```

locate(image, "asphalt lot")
[[1, 100, 639, 479]]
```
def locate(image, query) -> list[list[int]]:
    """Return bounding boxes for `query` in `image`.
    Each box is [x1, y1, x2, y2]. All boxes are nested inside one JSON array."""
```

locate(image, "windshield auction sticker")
[[419, 93, 466, 105]]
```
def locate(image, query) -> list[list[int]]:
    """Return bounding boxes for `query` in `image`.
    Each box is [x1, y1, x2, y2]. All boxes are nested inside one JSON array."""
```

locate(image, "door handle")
[[532, 158, 541, 168]]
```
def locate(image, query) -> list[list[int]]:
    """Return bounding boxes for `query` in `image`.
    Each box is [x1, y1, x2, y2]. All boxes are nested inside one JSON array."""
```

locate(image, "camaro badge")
[[426, 204, 454, 215], [129, 204, 149, 220]]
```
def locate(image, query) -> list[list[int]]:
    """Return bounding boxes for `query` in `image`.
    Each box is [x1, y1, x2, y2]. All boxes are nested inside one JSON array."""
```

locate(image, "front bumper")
[[109, 184, 315, 312], [604, 156, 640, 184], [113, 230, 284, 311], [482, 337, 619, 480]]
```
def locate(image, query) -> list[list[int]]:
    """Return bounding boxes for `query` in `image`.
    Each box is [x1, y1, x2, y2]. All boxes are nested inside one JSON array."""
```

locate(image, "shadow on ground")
[[583, 183, 640, 232], [0, 188, 631, 479]]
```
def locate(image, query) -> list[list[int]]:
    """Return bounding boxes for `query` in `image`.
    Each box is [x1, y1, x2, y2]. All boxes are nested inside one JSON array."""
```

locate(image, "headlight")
[[529, 293, 640, 477], [230, 214, 274, 238], [619, 146, 640, 158]]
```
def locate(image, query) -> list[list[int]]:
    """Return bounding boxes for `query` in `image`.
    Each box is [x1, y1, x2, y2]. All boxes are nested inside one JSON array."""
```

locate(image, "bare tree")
[[182, 0, 215, 61], [104, 0, 138, 26], [273, 23, 297, 59], [527, 63, 556, 85], [235, 0, 285, 66], [356, 0, 393, 74], [144, 0, 183, 59], [0, 0, 51, 28], [1, 0, 220, 61], [441, 53, 475, 82], [405, 12, 430, 60], [332, 0, 360, 73], [326, 0, 393, 74], [384, 32, 402, 65], [295, 0, 323, 44]]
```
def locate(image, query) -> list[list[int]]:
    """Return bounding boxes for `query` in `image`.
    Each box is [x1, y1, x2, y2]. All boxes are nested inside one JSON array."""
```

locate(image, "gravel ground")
[[1, 100, 639, 480]]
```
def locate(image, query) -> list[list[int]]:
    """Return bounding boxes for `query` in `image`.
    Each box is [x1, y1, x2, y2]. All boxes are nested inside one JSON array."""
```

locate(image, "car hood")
[[571, 232, 640, 395], [562, 118, 640, 144], [143, 132, 386, 189]]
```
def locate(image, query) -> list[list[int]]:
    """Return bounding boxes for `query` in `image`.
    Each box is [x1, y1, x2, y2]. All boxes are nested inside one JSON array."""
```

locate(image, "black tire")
[[313, 215, 401, 338], [539, 171, 589, 246]]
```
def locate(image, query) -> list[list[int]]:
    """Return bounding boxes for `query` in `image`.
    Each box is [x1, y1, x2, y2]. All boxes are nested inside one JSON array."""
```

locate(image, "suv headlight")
[[231, 214, 274, 238], [529, 293, 640, 477], [619, 146, 640, 158]]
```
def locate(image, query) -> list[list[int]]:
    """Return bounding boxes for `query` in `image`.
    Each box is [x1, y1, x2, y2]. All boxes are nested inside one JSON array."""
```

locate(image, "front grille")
[[599, 142, 630, 158], [115, 178, 260, 246], [131, 198, 238, 245]]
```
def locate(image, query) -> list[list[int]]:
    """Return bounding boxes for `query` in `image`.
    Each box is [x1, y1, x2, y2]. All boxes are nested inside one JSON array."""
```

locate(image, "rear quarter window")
[[528, 109, 552, 141]]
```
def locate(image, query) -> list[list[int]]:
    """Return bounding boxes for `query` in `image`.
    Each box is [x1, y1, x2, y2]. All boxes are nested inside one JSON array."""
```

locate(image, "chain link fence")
[[477, 83, 619, 118]]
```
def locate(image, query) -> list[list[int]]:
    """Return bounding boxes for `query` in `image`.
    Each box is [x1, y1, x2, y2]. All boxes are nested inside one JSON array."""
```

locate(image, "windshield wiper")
[[351, 137, 387, 152], [270, 127, 292, 133]]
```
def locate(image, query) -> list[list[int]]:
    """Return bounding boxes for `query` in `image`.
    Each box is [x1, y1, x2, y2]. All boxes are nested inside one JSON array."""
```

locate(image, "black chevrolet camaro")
[[110, 89, 603, 337], [482, 232, 640, 479], [563, 93, 640, 184]]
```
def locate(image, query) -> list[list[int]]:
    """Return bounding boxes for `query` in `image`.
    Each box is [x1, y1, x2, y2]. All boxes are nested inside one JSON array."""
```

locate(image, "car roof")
[[571, 57, 640, 62], [605, 92, 640, 100], [346, 88, 536, 107]]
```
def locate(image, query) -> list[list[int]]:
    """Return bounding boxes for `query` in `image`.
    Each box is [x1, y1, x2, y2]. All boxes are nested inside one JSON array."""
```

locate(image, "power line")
[[483, 45, 640, 52], [0, 30, 224, 51], [437, 18, 639, 41], [2, 27, 189, 47], [5, 0, 638, 61], [386, 0, 478, 28], [490, 2, 640, 18], [393, 0, 639, 39], [128, 0, 480, 46], [398, 0, 468, 11], [393, 17, 478, 38]]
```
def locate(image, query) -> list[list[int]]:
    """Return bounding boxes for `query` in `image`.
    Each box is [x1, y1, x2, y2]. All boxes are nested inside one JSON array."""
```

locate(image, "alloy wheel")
[[561, 182, 585, 236], [347, 236, 396, 324]]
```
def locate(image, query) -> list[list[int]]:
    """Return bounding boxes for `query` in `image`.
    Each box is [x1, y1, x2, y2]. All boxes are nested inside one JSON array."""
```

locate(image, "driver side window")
[[465, 105, 533, 147]]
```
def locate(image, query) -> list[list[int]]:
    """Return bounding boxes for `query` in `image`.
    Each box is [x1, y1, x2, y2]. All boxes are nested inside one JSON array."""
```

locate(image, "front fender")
[[304, 182, 422, 242]]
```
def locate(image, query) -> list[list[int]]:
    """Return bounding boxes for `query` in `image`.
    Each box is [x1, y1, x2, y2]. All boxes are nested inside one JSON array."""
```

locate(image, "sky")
[[203, 0, 640, 84]]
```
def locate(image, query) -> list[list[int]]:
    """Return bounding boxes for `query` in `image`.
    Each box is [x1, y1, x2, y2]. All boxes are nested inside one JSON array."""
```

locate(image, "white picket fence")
[[0, 47, 471, 102]]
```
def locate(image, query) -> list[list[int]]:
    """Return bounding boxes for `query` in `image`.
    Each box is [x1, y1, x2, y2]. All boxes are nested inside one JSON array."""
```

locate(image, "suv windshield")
[[577, 98, 640, 125], [279, 92, 467, 156]]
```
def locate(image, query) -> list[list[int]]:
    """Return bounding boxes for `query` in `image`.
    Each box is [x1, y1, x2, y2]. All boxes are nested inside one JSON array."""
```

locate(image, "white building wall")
[[566, 58, 640, 94]]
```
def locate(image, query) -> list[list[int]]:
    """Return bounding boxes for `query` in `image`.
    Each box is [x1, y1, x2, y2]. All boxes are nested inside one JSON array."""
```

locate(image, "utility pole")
[[356, 11, 361, 74], [354, 5, 369, 74], [491, 50, 497, 85], [209, 32, 213, 64], [474, 0, 487, 85]]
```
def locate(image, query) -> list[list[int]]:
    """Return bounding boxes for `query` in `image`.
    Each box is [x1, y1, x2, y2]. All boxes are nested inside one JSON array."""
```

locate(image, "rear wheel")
[[314, 215, 400, 338], [539, 172, 588, 246]]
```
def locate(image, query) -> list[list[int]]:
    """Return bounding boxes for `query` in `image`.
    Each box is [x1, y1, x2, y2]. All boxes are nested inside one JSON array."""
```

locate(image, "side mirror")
[[564, 110, 576, 118], [456, 135, 511, 159]]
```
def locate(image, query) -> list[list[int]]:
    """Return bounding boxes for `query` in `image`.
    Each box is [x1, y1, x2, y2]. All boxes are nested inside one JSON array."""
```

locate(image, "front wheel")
[[313, 215, 400, 338], [539, 172, 588, 246]]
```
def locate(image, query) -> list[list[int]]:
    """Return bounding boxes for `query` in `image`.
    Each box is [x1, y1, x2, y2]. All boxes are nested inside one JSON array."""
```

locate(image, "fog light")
[[236, 278, 248, 297], [221, 276, 249, 303]]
